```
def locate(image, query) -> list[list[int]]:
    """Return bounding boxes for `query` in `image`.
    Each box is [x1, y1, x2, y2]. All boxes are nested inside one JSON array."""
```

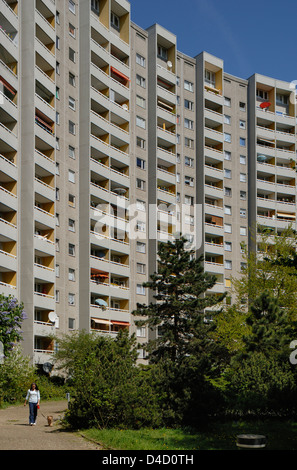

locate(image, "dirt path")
[[0, 400, 102, 450]]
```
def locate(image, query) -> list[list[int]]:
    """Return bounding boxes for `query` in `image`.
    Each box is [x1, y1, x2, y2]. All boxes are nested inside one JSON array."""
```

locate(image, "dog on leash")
[[47, 416, 53, 427]]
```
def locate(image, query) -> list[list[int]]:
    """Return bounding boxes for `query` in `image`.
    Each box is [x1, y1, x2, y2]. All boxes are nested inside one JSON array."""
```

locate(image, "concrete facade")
[[0, 0, 295, 368]]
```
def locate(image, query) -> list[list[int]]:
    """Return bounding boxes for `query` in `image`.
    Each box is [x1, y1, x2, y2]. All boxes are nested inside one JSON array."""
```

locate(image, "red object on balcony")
[[110, 66, 130, 83], [0, 76, 16, 95], [260, 102, 271, 109]]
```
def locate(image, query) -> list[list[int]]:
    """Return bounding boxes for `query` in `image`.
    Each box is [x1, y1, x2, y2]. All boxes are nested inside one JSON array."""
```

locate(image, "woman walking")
[[24, 383, 40, 425]]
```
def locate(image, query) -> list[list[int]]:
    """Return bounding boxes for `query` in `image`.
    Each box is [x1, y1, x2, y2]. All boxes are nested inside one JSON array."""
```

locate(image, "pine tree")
[[132, 237, 226, 363]]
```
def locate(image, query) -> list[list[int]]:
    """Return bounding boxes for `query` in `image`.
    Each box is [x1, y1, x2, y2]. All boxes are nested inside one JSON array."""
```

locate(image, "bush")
[[55, 330, 162, 429], [0, 346, 35, 404]]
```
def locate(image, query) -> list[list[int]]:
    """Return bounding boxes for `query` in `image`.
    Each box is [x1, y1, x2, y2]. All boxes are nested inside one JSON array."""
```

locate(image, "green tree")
[[220, 291, 297, 415], [132, 237, 228, 426], [0, 295, 27, 356], [132, 236, 226, 363]]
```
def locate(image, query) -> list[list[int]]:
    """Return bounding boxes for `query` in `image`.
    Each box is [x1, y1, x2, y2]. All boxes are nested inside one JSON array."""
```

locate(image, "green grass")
[[82, 420, 297, 450]]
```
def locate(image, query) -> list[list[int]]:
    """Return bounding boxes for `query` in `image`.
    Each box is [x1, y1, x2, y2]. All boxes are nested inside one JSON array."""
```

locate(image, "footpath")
[[0, 400, 101, 450]]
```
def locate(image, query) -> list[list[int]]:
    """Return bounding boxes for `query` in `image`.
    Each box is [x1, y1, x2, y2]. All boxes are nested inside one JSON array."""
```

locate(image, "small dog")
[[47, 416, 53, 427]]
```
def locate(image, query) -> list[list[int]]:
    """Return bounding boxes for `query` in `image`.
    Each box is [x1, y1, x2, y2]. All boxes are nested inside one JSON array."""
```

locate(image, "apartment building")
[[0, 0, 295, 368]]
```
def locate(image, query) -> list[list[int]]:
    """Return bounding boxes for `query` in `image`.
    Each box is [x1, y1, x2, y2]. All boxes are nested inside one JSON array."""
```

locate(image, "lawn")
[[82, 419, 297, 450]]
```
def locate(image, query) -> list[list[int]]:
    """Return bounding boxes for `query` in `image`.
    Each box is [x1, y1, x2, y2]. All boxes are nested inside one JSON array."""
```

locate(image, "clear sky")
[[129, 0, 297, 84]]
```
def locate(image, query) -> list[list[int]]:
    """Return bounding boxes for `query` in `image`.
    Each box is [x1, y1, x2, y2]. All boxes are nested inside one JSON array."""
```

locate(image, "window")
[[56, 11, 60, 24], [136, 157, 145, 169], [176, 173, 180, 183], [240, 155, 246, 164], [184, 118, 194, 130], [137, 263, 146, 274], [184, 99, 194, 110], [136, 199, 146, 211], [225, 260, 232, 269], [185, 195, 194, 206], [69, 121, 75, 134], [69, 194, 75, 207], [205, 69, 215, 88], [56, 87, 60, 100], [224, 133, 231, 143], [224, 223, 232, 233], [56, 162, 60, 175], [111, 11, 120, 31], [224, 150, 231, 161], [69, 318, 75, 329], [69, 23, 76, 37], [240, 208, 246, 218], [136, 53, 146, 67], [56, 188, 59, 200], [240, 226, 247, 236], [225, 279, 231, 288], [136, 95, 146, 108], [240, 137, 246, 147], [224, 115, 231, 124], [136, 284, 146, 295], [224, 169, 231, 178], [239, 101, 246, 111], [136, 241, 146, 253], [68, 218, 75, 231], [136, 220, 146, 232], [69, 48, 75, 62], [136, 136, 146, 149], [69, 96, 75, 110], [185, 156, 194, 167], [185, 137, 194, 149], [55, 290, 59, 302], [91, 0, 99, 14], [184, 80, 194, 92], [69, 268, 75, 281], [136, 178, 145, 190], [136, 74, 146, 88], [68, 243, 75, 256], [56, 62, 60, 75], [69, 145, 75, 159], [69, 73, 76, 86], [240, 173, 247, 182], [276, 93, 289, 105], [224, 97, 231, 106], [224, 187, 232, 196], [55, 264, 60, 277], [185, 176, 194, 187], [68, 169, 75, 183], [68, 293, 75, 306], [55, 213, 59, 226], [224, 241, 232, 251], [56, 36, 60, 50], [137, 326, 146, 337], [184, 215, 194, 226], [240, 190, 246, 200], [224, 205, 232, 215], [136, 116, 146, 129], [56, 111, 60, 125], [157, 45, 167, 61], [256, 89, 268, 100], [239, 120, 246, 129], [69, 0, 75, 14]]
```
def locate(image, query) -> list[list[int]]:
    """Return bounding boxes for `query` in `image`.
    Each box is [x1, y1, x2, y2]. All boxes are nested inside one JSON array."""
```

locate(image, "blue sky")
[[129, 0, 297, 83]]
